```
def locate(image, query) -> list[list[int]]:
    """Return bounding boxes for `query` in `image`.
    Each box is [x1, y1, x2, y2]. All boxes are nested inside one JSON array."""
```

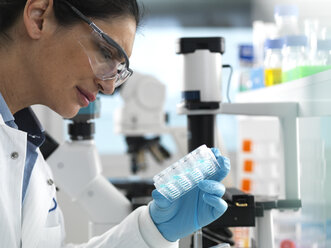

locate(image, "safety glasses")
[[64, 1, 133, 88]]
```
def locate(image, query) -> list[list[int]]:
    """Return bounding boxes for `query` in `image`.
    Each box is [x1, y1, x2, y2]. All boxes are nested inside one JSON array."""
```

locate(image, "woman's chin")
[[54, 105, 81, 119]]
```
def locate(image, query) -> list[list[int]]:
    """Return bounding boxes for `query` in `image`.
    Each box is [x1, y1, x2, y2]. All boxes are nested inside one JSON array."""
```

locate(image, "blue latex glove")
[[149, 148, 230, 242]]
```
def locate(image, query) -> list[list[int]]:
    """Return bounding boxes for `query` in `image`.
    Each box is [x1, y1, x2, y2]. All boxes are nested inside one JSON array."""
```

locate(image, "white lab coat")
[[0, 114, 178, 248]]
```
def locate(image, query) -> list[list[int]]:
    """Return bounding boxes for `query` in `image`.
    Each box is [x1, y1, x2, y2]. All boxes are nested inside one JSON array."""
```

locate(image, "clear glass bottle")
[[306, 39, 331, 75], [274, 5, 300, 37], [264, 38, 284, 86], [304, 19, 320, 62], [238, 44, 254, 92], [316, 39, 331, 66], [321, 25, 331, 40], [282, 35, 308, 82]]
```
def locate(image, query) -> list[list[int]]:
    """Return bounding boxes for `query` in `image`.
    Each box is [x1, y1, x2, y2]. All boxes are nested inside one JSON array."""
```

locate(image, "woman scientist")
[[0, 0, 230, 247]]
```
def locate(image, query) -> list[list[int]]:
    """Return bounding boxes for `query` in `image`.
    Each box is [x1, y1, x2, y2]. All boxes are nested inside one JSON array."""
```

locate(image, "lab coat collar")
[[0, 113, 4, 125], [0, 92, 45, 147], [14, 107, 45, 147], [0, 92, 15, 123], [0, 114, 55, 247]]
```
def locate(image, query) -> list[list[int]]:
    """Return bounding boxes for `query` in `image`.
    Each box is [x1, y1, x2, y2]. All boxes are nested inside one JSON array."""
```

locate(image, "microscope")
[[176, 37, 302, 248], [45, 99, 131, 237], [114, 71, 187, 174], [43, 74, 188, 239]]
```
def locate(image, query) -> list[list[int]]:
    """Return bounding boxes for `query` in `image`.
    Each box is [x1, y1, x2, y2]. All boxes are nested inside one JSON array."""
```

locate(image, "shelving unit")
[[234, 70, 331, 247], [177, 69, 331, 247]]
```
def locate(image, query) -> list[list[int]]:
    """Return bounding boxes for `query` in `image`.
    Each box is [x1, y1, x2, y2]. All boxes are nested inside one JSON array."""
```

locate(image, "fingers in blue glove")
[[202, 193, 228, 219], [199, 180, 227, 219], [151, 189, 172, 208], [150, 189, 178, 224], [198, 180, 226, 197], [211, 147, 231, 182]]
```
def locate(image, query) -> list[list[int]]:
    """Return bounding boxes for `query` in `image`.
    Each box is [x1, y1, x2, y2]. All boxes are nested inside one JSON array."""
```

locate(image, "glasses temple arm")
[[63, 0, 131, 69]]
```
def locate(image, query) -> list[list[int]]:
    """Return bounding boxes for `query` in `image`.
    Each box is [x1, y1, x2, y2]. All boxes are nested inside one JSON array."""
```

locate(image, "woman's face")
[[30, 16, 136, 118]]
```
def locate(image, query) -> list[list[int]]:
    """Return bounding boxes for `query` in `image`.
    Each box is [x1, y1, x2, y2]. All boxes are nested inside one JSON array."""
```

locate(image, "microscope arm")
[[167, 127, 188, 156], [47, 140, 131, 236]]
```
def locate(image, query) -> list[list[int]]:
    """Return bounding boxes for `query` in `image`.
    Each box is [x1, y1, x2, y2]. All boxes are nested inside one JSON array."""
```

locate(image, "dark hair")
[[0, 0, 142, 35]]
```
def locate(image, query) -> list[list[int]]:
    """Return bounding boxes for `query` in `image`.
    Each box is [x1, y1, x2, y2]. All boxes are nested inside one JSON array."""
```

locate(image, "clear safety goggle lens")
[[78, 31, 132, 87]]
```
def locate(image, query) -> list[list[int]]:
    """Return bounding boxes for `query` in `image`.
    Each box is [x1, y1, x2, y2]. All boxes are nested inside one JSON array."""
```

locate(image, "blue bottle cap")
[[264, 38, 284, 49], [284, 35, 308, 47], [239, 44, 254, 63], [274, 5, 299, 17], [317, 39, 331, 51]]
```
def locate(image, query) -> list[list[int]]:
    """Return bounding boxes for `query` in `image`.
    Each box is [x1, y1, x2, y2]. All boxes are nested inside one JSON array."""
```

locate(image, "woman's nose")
[[95, 78, 115, 95]]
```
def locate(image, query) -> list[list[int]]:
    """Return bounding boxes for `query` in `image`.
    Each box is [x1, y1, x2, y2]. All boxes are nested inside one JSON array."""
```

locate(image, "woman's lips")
[[77, 87, 96, 102], [76, 87, 95, 107]]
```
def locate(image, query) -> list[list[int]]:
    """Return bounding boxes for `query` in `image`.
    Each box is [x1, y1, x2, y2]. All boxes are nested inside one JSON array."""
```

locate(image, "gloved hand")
[[149, 148, 230, 242]]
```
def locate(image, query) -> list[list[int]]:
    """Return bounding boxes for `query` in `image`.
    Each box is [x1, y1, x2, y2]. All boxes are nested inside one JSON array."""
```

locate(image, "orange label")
[[243, 160, 254, 172], [241, 179, 251, 192], [280, 240, 296, 248], [242, 140, 252, 152]]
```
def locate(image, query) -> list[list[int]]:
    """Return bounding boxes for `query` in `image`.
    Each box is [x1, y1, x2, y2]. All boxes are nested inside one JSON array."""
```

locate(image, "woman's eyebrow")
[[97, 40, 123, 61]]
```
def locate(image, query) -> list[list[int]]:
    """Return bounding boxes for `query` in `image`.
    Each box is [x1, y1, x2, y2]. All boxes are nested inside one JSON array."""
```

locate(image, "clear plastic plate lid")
[[153, 144, 220, 202]]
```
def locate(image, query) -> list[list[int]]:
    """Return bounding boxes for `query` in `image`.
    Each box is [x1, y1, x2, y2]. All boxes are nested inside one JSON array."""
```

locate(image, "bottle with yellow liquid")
[[264, 38, 284, 86]]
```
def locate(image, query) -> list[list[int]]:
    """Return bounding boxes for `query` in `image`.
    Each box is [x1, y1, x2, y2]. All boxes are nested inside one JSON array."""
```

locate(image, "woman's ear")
[[23, 0, 54, 39]]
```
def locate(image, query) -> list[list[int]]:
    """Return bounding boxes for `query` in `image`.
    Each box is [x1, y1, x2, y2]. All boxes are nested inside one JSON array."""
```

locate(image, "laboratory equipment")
[[176, 37, 224, 151], [274, 5, 299, 37], [282, 35, 331, 81], [46, 99, 132, 237], [210, 244, 230, 248], [177, 36, 306, 248], [150, 149, 229, 243], [153, 144, 221, 202], [43, 72, 187, 241], [252, 21, 277, 67], [177, 36, 224, 248], [282, 35, 309, 82], [210, 187, 256, 238], [238, 44, 254, 92], [304, 19, 320, 61], [176, 36, 271, 248], [321, 25, 331, 40], [264, 38, 284, 86], [316, 39, 331, 67], [236, 69, 331, 247], [114, 71, 187, 174]]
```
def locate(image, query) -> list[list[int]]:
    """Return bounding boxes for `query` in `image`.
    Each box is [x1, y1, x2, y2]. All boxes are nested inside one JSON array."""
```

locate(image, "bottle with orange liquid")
[[264, 38, 284, 86]]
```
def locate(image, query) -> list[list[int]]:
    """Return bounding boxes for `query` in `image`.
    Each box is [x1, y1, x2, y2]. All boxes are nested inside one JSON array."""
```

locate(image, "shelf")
[[236, 69, 331, 103], [234, 69, 331, 118]]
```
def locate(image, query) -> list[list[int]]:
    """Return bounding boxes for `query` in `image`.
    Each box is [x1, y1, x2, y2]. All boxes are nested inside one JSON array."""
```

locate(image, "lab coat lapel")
[[0, 115, 26, 247], [21, 151, 55, 248]]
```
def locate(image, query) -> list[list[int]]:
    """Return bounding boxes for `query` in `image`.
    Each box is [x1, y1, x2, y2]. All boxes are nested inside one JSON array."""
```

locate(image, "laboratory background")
[[34, 0, 331, 247]]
